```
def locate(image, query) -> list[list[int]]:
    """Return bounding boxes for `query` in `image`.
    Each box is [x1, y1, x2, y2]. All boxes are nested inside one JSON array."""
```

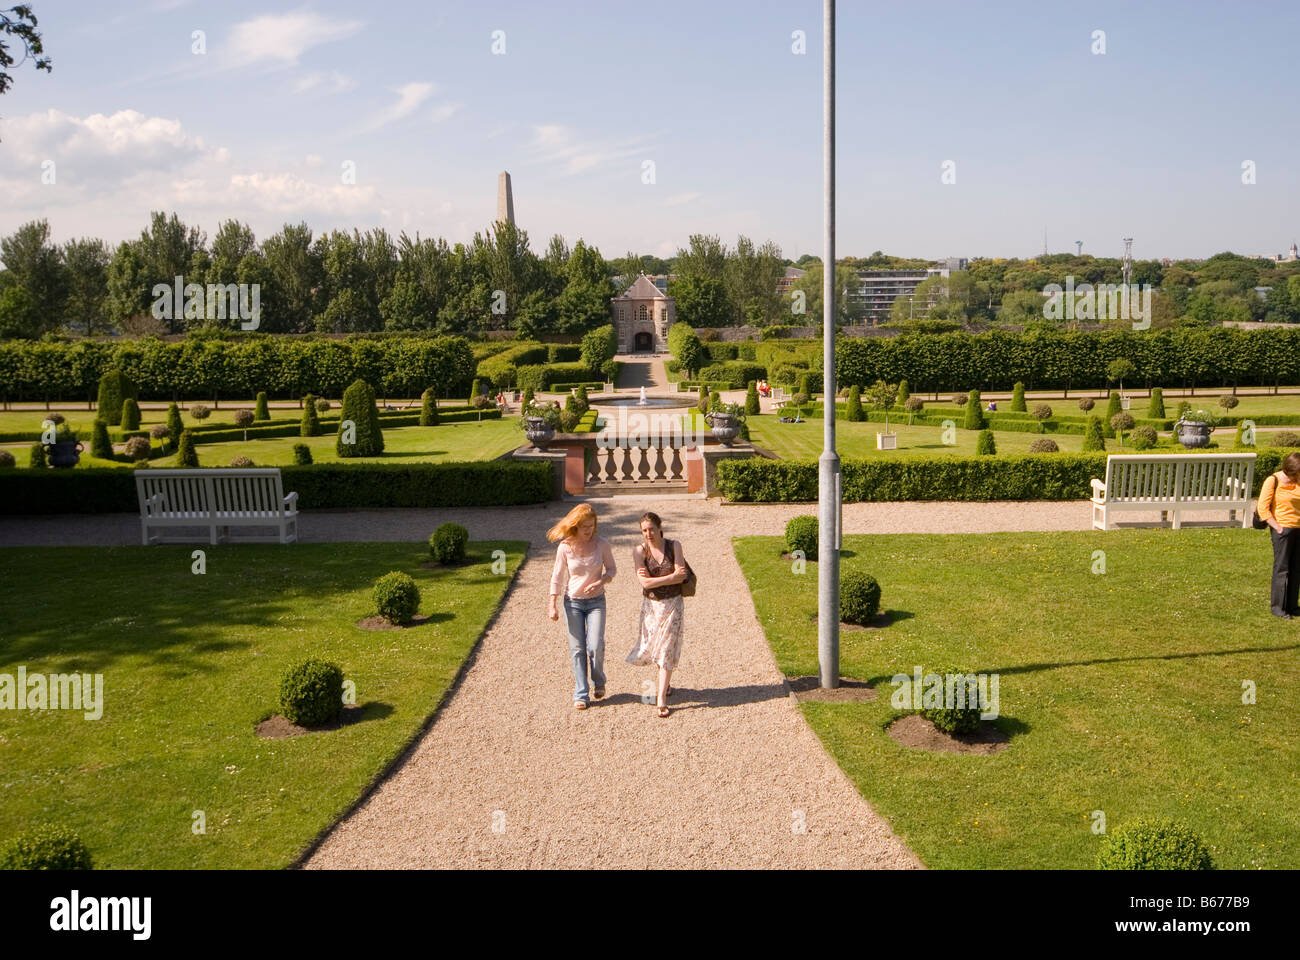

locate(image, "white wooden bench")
[[135, 468, 299, 545], [1090, 453, 1256, 530]]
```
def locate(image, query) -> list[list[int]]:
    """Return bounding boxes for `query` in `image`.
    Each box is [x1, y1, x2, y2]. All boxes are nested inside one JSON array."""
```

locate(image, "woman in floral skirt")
[[625, 511, 689, 718]]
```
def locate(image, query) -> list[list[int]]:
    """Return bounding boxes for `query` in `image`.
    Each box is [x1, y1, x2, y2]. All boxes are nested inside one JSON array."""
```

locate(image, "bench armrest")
[[282, 491, 298, 510], [1090, 478, 1106, 500]]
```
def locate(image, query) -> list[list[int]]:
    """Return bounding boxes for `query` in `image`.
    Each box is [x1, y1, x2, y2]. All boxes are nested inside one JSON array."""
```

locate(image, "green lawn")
[[735, 530, 1299, 869], [0, 540, 525, 868], [2, 417, 524, 468]]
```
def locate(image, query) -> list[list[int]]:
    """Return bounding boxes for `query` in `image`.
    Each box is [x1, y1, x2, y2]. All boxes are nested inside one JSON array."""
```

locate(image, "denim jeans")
[[563, 594, 606, 703]]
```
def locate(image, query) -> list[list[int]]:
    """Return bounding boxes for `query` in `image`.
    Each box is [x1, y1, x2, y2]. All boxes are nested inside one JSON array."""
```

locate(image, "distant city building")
[[850, 258, 967, 325], [611, 274, 675, 353], [777, 266, 805, 295], [1276, 242, 1299, 263]]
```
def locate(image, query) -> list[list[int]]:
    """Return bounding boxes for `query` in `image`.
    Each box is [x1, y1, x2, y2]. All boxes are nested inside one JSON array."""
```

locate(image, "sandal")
[[657, 704, 670, 718], [574, 700, 588, 710]]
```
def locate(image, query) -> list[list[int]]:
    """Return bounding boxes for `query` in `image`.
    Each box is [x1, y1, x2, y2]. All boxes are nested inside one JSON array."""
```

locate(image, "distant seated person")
[[987, 400, 997, 412], [758, 380, 771, 397]]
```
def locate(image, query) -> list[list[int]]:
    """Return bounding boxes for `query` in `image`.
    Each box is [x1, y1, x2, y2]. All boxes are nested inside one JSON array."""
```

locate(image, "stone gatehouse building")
[[611, 275, 675, 353]]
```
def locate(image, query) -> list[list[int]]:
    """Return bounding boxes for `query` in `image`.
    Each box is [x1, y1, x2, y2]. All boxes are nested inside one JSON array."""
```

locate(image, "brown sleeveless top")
[[642, 539, 681, 600]]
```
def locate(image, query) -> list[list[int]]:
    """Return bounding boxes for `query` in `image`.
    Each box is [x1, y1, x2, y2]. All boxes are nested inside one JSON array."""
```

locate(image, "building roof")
[[614, 274, 668, 300], [783, 266, 806, 279]]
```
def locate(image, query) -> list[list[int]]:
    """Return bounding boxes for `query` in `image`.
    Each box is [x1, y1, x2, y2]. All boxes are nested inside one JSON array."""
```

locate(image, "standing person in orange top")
[[1258, 452, 1300, 619], [547, 504, 617, 708]]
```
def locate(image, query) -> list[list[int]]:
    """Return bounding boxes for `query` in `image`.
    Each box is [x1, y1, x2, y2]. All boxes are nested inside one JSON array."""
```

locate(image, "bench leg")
[[1171, 510, 1181, 531]]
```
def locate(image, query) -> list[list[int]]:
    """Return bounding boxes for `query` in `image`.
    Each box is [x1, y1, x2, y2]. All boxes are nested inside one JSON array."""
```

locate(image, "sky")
[[1, 0, 1298, 264]]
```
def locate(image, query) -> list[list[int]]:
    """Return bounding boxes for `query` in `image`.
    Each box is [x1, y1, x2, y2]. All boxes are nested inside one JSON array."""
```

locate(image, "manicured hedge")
[[516, 362, 604, 391], [715, 449, 1297, 503], [696, 362, 768, 389], [475, 341, 550, 387], [0, 461, 553, 514]]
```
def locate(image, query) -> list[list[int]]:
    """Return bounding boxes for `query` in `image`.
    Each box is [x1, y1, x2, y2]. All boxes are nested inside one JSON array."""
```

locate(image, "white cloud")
[[228, 172, 376, 214], [527, 123, 652, 176], [430, 103, 461, 123], [664, 192, 701, 207], [304, 153, 324, 168], [293, 70, 356, 94], [229, 11, 363, 67], [365, 82, 436, 130]]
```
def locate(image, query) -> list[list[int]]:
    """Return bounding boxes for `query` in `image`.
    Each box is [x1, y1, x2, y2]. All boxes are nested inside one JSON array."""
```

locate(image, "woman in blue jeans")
[[547, 504, 617, 709]]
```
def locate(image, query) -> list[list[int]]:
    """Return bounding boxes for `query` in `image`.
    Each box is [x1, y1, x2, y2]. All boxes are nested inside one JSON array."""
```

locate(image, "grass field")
[[0, 540, 525, 868], [1, 417, 524, 468], [735, 529, 1300, 869]]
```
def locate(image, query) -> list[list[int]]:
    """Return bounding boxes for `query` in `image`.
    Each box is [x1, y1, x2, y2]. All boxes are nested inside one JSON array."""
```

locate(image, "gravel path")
[[2, 498, 1093, 869]]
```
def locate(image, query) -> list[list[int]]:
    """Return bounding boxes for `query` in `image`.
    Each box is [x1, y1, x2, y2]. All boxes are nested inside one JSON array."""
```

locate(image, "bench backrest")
[[135, 469, 286, 516], [1102, 454, 1255, 503]]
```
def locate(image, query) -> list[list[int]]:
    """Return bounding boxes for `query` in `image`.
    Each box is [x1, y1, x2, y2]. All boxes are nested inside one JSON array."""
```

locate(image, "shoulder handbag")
[[673, 539, 697, 597], [1253, 473, 1278, 529]]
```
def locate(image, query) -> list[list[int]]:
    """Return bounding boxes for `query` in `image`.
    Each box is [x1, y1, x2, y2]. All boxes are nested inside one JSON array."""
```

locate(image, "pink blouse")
[[550, 536, 617, 600]]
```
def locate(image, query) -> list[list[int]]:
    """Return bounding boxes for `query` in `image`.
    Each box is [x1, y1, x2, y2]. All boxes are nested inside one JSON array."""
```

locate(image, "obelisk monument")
[[497, 171, 515, 225]]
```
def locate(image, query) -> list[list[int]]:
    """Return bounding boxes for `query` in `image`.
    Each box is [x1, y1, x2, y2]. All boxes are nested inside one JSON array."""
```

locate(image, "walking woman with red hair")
[[547, 504, 617, 709]]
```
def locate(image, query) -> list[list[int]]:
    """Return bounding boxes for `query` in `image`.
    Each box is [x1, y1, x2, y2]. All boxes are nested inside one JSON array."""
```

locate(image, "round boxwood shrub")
[[1131, 425, 1158, 450], [921, 668, 984, 735], [0, 824, 94, 870], [315, 398, 332, 414], [0, 450, 14, 469], [233, 409, 255, 429], [254, 391, 270, 420], [1027, 437, 1059, 453], [373, 571, 420, 624], [1097, 817, 1214, 871], [123, 436, 151, 461], [229, 455, 254, 467], [785, 515, 818, 560], [1218, 394, 1239, 412], [1077, 397, 1095, 413], [1270, 430, 1300, 448], [840, 571, 881, 625], [119, 397, 141, 431], [976, 429, 996, 455], [429, 522, 469, 564], [292, 443, 313, 465], [190, 403, 211, 420], [279, 659, 344, 728], [1031, 403, 1053, 420]]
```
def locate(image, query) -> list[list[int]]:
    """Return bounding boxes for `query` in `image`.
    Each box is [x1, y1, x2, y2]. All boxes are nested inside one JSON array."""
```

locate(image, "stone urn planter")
[[1174, 418, 1212, 449], [47, 439, 85, 468], [523, 416, 555, 448], [705, 411, 741, 446]]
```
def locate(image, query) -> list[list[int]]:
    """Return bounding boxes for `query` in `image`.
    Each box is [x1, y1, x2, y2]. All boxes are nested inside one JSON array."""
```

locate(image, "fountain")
[[638, 386, 648, 406]]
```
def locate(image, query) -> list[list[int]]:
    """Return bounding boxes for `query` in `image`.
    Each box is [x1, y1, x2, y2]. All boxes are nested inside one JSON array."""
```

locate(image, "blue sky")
[[1, 0, 1297, 263]]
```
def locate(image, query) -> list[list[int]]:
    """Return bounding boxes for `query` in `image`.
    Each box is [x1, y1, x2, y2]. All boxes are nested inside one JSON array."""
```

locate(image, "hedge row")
[[516, 362, 605, 391], [696, 362, 768, 389], [715, 449, 1296, 503], [0, 336, 478, 403], [0, 461, 553, 514], [190, 408, 501, 443], [475, 342, 550, 387]]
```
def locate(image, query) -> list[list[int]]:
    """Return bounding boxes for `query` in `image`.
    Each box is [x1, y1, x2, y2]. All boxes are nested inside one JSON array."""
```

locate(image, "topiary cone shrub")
[[336, 379, 385, 458], [119, 397, 141, 431], [840, 571, 882, 624], [0, 824, 94, 870], [1233, 420, 1250, 448], [373, 571, 420, 624], [90, 420, 113, 460], [976, 429, 996, 455], [962, 390, 985, 430], [785, 515, 818, 560], [921, 667, 984, 735], [96, 369, 136, 425], [420, 388, 440, 426], [167, 403, 184, 451], [279, 659, 344, 728], [897, 379, 910, 404], [745, 381, 760, 416], [697, 385, 708, 415], [1103, 390, 1122, 438], [29, 442, 47, 468], [1147, 387, 1165, 419], [1010, 382, 1027, 412], [176, 430, 199, 468], [300, 394, 320, 437], [845, 384, 864, 422], [1097, 817, 1214, 870], [429, 522, 469, 564], [468, 378, 483, 405], [1082, 415, 1106, 452], [292, 443, 313, 465], [254, 391, 270, 421]]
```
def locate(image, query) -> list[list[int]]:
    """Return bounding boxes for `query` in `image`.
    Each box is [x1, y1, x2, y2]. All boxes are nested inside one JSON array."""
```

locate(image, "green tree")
[[0, 219, 65, 331], [0, 5, 52, 98], [61, 237, 110, 334], [0, 285, 40, 338], [336, 379, 384, 457]]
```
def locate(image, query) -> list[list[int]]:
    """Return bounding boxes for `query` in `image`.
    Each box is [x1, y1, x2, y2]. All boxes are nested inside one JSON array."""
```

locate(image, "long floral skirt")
[[625, 594, 686, 671]]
